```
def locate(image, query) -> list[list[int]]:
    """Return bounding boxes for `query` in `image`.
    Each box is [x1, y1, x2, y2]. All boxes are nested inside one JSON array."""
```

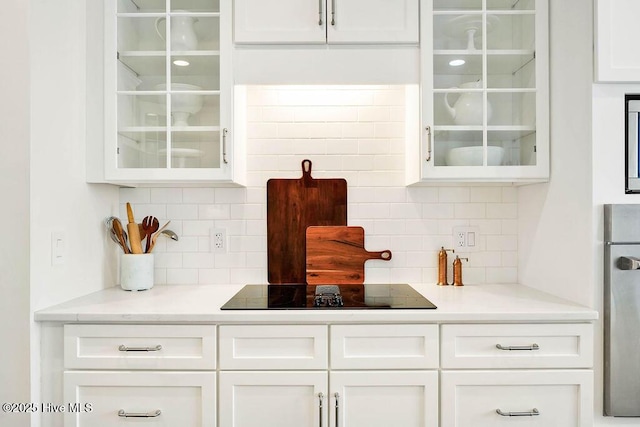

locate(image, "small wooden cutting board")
[[306, 226, 392, 284]]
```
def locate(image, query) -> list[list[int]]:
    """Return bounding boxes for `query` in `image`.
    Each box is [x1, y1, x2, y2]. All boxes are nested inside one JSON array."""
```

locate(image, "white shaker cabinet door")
[[327, 0, 419, 44], [595, 0, 640, 81], [330, 371, 438, 427], [219, 371, 328, 427], [234, 0, 326, 44]]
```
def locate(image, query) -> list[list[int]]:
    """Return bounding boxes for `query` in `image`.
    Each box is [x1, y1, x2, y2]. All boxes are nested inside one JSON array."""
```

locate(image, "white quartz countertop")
[[34, 283, 598, 323]]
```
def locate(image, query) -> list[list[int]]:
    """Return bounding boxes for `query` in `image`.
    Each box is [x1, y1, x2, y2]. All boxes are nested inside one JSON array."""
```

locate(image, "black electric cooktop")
[[220, 284, 437, 310]]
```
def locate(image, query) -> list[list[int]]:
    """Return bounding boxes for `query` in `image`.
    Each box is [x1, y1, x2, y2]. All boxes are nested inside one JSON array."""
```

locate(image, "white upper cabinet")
[[233, 0, 419, 44], [97, 0, 244, 185], [595, 0, 640, 82], [407, 0, 549, 184]]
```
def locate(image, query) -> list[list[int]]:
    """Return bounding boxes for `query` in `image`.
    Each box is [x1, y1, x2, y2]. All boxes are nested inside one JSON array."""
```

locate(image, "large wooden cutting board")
[[306, 226, 392, 284], [267, 160, 347, 284]]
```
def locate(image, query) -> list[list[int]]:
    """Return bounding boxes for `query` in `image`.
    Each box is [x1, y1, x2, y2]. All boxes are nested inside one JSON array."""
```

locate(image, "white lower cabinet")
[[331, 371, 438, 427], [58, 322, 594, 427], [440, 370, 593, 427], [218, 323, 439, 427], [219, 371, 327, 427], [62, 324, 217, 427], [218, 371, 438, 427], [63, 371, 215, 427]]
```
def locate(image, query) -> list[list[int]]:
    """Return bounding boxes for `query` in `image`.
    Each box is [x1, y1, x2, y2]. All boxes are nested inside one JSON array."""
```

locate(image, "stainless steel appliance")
[[604, 204, 640, 416], [220, 284, 436, 310]]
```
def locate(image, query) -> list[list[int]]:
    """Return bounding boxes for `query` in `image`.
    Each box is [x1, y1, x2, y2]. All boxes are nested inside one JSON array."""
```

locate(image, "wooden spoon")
[[147, 221, 171, 253], [141, 216, 160, 253]]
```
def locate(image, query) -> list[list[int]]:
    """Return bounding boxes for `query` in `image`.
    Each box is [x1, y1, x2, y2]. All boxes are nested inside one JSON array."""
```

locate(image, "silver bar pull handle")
[[222, 128, 229, 164], [617, 256, 640, 270], [496, 408, 539, 417], [334, 392, 340, 427], [496, 343, 539, 351], [331, 0, 336, 25], [118, 344, 162, 352], [318, 0, 323, 25], [318, 393, 323, 427], [425, 126, 432, 162], [118, 409, 162, 418]]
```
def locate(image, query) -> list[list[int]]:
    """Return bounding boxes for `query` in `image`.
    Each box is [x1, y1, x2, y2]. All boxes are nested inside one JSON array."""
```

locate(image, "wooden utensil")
[[112, 218, 130, 254], [306, 226, 392, 284], [267, 159, 347, 284], [148, 220, 171, 253], [141, 216, 160, 253], [126, 202, 143, 254]]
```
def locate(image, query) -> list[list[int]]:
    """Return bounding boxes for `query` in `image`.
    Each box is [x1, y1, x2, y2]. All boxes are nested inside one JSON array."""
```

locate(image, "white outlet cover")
[[452, 226, 479, 252]]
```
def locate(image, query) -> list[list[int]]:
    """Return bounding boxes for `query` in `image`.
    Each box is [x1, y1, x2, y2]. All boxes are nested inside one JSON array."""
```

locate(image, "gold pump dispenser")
[[452, 256, 469, 286], [437, 247, 454, 286]]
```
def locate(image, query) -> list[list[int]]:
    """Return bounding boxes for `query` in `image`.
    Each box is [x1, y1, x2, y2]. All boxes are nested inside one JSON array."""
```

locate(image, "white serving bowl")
[[446, 146, 504, 166]]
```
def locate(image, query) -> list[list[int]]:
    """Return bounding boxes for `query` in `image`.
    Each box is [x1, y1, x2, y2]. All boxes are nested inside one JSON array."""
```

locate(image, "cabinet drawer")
[[63, 371, 215, 427], [64, 325, 216, 370], [219, 325, 328, 369], [441, 323, 593, 369], [331, 324, 439, 369], [441, 370, 593, 427]]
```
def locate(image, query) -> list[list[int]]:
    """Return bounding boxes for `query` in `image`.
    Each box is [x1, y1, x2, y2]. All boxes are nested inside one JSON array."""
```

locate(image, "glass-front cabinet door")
[[104, 0, 233, 183], [418, 0, 548, 182]]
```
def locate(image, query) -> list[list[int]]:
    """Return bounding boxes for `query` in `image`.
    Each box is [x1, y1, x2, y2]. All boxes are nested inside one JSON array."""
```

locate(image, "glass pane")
[[118, 130, 168, 169], [433, 53, 482, 90], [171, 0, 220, 13], [433, 130, 483, 166], [118, 17, 165, 51], [487, 0, 535, 11], [487, 92, 535, 126], [434, 88, 485, 127], [118, 56, 166, 91], [161, 92, 219, 127], [434, 13, 485, 51], [118, 0, 166, 13], [487, 53, 535, 88], [489, 130, 536, 166], [155, 14, 219, 51], [117, 94, 168, 128], [169, 130, 221, 168], [171, 55, 220, 90], [487, 14, 535, 50], [433, 0, 481, 11]]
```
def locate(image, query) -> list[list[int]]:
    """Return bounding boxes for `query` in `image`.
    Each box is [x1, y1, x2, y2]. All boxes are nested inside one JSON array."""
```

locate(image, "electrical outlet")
[[211, 228, 227, 253], [453, 226, 479, 252]]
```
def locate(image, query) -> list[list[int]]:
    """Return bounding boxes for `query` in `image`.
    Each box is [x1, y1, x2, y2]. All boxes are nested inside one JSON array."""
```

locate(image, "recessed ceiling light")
[[449, 59, 466, 67], [173, 59, 190, 67]]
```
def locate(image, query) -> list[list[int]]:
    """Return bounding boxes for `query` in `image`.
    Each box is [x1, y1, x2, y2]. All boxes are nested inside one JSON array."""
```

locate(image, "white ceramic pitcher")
[[156, 12, 198, 51], [443, 80, 492, 126]]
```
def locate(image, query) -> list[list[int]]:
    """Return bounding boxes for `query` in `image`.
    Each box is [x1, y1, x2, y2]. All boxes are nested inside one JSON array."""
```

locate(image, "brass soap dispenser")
[[437, 247, 455, 286]]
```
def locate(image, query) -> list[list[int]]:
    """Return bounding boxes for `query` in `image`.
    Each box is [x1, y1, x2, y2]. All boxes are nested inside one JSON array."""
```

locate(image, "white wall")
[[30, 0, 119, 422], [0, 0, 31, 426], [518, 1, 594, 308]]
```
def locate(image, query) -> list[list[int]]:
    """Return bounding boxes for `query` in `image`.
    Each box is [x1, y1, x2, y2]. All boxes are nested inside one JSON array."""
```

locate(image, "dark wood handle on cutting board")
[[365, 250, 392, 261]]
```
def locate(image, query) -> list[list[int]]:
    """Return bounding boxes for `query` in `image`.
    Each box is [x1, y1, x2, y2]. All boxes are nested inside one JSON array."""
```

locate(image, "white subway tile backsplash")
[[120, 85, 520, 286], [183, 188, 215, 204]]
